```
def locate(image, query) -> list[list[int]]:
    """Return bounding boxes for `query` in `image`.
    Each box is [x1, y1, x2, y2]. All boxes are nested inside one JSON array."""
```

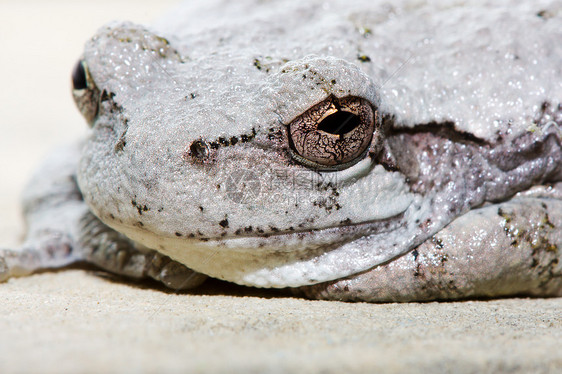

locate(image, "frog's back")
[[155, 0, 562, 141]]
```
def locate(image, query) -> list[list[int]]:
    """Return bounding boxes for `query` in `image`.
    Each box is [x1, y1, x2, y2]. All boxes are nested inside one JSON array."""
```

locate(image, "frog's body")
[[1, 0, 561, 301]]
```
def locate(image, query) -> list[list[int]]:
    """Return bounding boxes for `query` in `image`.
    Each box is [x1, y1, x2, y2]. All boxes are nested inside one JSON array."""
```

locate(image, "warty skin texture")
[[1, 0, 561, 301]]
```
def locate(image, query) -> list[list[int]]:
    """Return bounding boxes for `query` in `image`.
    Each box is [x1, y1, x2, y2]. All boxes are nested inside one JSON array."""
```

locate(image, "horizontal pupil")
[[317, 111, 360, 136]]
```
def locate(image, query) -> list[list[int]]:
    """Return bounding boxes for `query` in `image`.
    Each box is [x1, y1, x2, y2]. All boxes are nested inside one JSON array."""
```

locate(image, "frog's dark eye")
[[287, 96, 379, 171], [71, 59, 99, 126], [72, 60, 88, 90]]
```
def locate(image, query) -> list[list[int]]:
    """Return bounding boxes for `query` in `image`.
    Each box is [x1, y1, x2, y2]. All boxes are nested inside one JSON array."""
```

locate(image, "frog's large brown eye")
[[71, 60, 99, 126], [287, 96, 378, 171]]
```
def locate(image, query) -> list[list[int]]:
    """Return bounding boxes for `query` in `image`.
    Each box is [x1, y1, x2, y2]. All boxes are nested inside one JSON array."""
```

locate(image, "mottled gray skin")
[[1, 0, 561, 301]]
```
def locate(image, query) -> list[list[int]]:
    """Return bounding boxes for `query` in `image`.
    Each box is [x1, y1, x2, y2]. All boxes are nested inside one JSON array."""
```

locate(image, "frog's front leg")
[[0, 143, 206, 289], [298, 197, 562, 302]]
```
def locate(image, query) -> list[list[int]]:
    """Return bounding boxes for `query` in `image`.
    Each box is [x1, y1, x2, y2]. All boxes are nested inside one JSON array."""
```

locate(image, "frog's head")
[[71, 22, 559, 288], [70, 23, 417, 287]]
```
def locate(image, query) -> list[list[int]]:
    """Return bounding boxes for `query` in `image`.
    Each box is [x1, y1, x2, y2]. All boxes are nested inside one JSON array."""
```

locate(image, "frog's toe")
[[145, 251, 207, 290], [0, 237, 77, 283], [78, 211, 206, 290], [297, 197, 562, 302], [0, 255, 9, 282]]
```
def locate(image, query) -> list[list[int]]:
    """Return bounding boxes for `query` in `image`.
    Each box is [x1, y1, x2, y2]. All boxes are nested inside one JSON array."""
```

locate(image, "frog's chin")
[[111, 218, 403, 288]]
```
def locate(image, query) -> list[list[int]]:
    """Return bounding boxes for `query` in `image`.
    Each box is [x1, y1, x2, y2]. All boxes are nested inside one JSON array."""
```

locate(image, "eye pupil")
[[317, 111, 360, 136], [71, 60, 88, 90]]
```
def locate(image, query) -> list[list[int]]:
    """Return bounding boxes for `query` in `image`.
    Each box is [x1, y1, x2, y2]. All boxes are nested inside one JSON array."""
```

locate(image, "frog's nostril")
[[318, 111, 360, 137], [189, 140, 210, 159], [71, 60, 88, 90]]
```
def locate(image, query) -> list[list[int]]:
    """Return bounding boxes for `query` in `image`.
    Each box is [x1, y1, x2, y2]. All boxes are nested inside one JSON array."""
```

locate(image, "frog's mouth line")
[[98, 163, 562, 289], [112, 207, 409, 254], [185, 188, 562, 288], [106, 204, 423, 287], [210, 209, 407, 247]]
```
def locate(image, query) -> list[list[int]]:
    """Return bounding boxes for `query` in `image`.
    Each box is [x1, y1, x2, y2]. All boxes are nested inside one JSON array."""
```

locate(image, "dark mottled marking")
[[543, 213, 555, 228], [253, 58, 270, 72], [536, 9, 553, 19], [531, 258, 539, 268], [411, 249, 419, 260], [498, 207, 513, 224], [114, 137, 126, 152], [413, 263, 422, 277], [432, 236, 444, 249], [131, 199, 149, 215], [267, 128, 284, 141], [175, 232, 182, 237], [219, 219, 229, 228], [100, 89, 116, 102], [357, 55, 371, 62]]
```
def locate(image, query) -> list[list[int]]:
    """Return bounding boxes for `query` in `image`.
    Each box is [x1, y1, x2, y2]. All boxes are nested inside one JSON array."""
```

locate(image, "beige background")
[[0, 1, 561, 373]]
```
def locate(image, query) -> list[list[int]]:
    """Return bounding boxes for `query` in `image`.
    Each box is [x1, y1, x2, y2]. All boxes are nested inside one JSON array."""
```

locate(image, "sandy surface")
[[1, 271, 561, 374], [0, 2, 561, 373]]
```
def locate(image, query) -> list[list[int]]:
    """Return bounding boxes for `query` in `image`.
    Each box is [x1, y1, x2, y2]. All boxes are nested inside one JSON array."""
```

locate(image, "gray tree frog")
[[1, 0, 561, 302]]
